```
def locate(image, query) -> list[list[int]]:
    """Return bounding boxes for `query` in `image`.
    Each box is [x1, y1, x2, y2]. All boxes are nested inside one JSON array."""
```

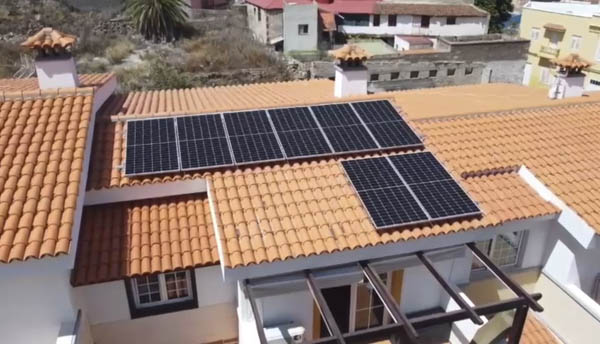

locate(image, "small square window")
[[447, 68, 456, 76], [421, 16, 430, 28], [410, 71, 419, 79], [373, 15, 380, 27], [447, 16, 456, 25], [429, 70, 437, 77], [390, 72, 399, 80], [298, 24, 309, 35], [388, 15, 397, 27], [465, 67, 473, 75], [370, 74, 379, 81]]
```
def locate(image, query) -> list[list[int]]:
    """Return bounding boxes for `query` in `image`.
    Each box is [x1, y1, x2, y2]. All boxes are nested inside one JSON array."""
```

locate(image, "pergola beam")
[[416, 251, 483, 325], [305, 270, 346, 344], [243, 280, 268, 344], [467, 242, 544, 312], [359, 261, 419, 343]]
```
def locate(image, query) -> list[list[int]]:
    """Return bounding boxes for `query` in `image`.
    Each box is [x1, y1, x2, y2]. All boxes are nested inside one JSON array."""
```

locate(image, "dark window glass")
[[410, 71, 419, 79], [298, 24, 309, 35], [465, 67, 473, 75], [373, 15, 380, 27], [391, 72, 399, 80], [421, 16, 430, 28], [448, 68, 456, 76], [429, 70, 437, 77], [447, 16, 456, 25], [341, 14, 370, 26], [370, 74, 379, 81], [388, 15, 397, 27]]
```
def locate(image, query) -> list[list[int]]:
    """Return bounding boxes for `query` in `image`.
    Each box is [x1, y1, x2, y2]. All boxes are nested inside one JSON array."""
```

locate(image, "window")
[[373, 14, 380, 27], [447, 68, 456, 76], [421, 15, 430, 28], [530, 27, 540, 41], [540, 67, 552, 85], [342, 14, 370, 27], [410, 71, 419, 79], [298, 24, 309, 35], [570, 35, 582, 52], [370, 74, 379, 81], [388, 15, 397, 27], [447, 16, 456, 25], [591, 79, 600, 86], [465, 67, 473, 75], [390, 72, 399, 80], [429, 70, 437, 77], [126, 270, 198, 318], [472, 231, 525, 270], [354, 273, 390, 330], [258, 8, 261, 21], [548, 31, 560, 48]]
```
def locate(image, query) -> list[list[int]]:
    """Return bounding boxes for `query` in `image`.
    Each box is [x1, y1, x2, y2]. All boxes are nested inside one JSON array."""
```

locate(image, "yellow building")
[[520, 2, 600, 90]]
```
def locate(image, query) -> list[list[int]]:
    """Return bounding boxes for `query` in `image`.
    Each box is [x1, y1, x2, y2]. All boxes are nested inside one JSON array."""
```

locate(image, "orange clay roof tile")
[[0, 73, 114, 93], [521, 313, 561, 344], [21, 28, 77, 52], [0, 92, 93, 263]]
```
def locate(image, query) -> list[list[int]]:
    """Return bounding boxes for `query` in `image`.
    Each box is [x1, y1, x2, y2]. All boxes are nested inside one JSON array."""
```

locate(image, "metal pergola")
[[244, 243, 544, 344]]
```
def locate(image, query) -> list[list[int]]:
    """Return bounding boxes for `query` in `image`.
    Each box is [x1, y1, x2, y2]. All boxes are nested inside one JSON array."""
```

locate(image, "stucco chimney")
[[548, 54, 591, 99], [21, 28, 79, 90], [329, 44, 371, 98]]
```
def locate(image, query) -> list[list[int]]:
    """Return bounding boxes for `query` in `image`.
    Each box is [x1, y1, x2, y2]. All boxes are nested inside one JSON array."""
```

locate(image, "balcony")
[[539, 46, 560, 58]]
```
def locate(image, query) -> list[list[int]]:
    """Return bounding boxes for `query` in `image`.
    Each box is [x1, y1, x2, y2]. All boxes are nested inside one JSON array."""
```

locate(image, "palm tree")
[[126, 0, 190, 42]]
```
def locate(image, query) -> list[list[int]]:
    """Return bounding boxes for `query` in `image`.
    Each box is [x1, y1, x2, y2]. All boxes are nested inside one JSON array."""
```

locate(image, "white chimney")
[[548, 54, 590, 100], [330, 44, 371, 98], [21, 28, 80, 90]]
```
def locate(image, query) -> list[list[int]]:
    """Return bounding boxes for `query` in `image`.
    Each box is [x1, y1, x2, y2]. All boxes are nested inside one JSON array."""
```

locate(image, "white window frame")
[[349, 272, 392, 332], [298, 24, 309, 36], [131, 271, 194, 309], [540, 66, 552, 85], [472, 231, 525, 270], [530, 27, 540, 41], [570, 35, 582, 52]]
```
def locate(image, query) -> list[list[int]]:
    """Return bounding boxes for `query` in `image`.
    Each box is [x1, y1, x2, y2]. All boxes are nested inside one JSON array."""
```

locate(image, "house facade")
[[3, 29, 600, 344], [520, 1, 600, 90]]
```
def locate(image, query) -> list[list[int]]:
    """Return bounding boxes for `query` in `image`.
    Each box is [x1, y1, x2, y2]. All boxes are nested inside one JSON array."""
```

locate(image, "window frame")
[[390, 72, 399, 80], [298, 24, 309, 36], [388, 15, 397, 27], [349, 272, 392, 332], [429, 70, 437, 77], [530, 27, 540, 41], [370, 73, 379, 81], [465, 67, 473, 75], [570, 35, 582, 52], [410, 71, 419, 79], [373, 14, 380, 27], [447, 68, 456, 76], [125, 270, 199, 319], [472, 231, 526, 271], [447, 16, 456, 25], [421, 15, 431, 28]]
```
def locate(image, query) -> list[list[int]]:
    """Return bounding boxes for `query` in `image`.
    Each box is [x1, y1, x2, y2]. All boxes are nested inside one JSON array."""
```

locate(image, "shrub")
[[125, 0, 190, 42], [0, 42, 22, 78], [106, 38, 136, 64]]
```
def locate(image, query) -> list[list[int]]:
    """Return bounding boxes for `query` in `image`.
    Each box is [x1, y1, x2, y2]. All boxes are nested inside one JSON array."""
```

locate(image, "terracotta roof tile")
[[329, 44, 371, 62], [0, 73, 115, 93], [0, 92, 93, 263], [21, 28, 77, 53], [522, 313, 561, 344], [73, 194, 219, 285], [376, 3, 488, 17]]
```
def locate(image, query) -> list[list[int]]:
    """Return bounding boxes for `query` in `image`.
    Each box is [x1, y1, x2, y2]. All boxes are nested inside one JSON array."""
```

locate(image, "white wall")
[[0, 268, 78, 344], [74, 265, 238, 344], [261, 290, 314, 339], [338, 15, 487, 37]]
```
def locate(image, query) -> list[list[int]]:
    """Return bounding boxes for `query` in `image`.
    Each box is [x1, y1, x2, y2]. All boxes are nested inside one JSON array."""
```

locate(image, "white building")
[[2, 30, 600, 344]]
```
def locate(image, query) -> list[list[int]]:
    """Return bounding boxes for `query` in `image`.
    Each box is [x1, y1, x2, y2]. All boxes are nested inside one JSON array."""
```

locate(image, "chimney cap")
[[329, 44, 371, 63], [552, 54, 592, 71], [21, 27, 77, 55]]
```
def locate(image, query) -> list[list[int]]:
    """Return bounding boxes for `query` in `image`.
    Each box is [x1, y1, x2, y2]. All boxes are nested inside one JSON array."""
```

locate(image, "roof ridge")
[[412, 97, 600, 123], [0, 87, 95, 102], [460, 166, 520, 179]]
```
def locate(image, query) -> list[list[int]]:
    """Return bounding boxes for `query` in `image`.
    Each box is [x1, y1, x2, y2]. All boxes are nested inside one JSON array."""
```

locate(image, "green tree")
[[475, 0, 514, 33], [125, 0, 190, 42]]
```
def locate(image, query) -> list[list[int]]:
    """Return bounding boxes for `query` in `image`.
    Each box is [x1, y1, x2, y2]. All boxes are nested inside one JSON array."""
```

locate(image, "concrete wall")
[[283, 2, 319, 52], [338, 14, 488, 37], [63, 0, 123, 14], [247, 4, 282, 44], [74, 265, 238, 344], [0, 267, 78, 344]]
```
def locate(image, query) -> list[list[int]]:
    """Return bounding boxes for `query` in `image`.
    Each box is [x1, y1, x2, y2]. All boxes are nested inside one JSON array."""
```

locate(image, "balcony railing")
[[540, 46, 560, 57]]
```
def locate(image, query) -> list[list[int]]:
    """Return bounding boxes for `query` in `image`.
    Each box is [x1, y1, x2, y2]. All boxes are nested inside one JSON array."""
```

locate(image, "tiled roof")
[[0, 90, 94, 263], [0, 73, 115, 93], [73, 194, 219, 285], [21, 27, 77, 53], [329, 44, 371, 62], [376, 3, 488, 17], [553, 54, 591, 70], [522, 313, 561, 344], [208, 157, 556, 268], [415, 101, 600, 233]]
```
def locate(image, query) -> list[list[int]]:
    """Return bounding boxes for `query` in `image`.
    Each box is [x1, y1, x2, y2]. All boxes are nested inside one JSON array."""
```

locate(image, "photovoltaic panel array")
[[125, 118, 180, 175], [342, 152, 481, 229], [124, 100, 424, 176]]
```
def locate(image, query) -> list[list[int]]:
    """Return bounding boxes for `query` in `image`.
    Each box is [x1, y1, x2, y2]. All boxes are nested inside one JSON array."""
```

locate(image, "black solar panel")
[[341, 153, 481, 229], [352, 100, 423, 149], [358, 187, 429, 228], [311, 104, 379, 153], [125, 119, 180, 175], [341, 159, 403, 191], [268, 107, 332, 158], [389, 152, 453, 185], [223, 110, 285, 164], [177, 115, 233, 170], [411, 180, 480, 219]]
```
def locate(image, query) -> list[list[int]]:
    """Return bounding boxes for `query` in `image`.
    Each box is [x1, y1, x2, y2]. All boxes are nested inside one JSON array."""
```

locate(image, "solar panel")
[[176, 115, 233, 170], [125, 118, 180, 175], [341, 153, 481, 229], [223, 110, 285, 164], [311, 104, 378, 153], [268, 107, 332, 158], [351, 100, 423, 149]]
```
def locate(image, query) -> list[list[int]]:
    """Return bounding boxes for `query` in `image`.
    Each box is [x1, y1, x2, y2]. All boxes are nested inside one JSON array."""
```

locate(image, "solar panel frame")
[[267, 107, 334, 159], [410, 180, 482, 221], [124, 118, 181, 176], [176, 114, 235, 171]]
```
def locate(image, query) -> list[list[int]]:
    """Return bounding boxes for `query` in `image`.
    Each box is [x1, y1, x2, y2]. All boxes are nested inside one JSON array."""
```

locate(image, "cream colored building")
[[520, 2, 600, 90]]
